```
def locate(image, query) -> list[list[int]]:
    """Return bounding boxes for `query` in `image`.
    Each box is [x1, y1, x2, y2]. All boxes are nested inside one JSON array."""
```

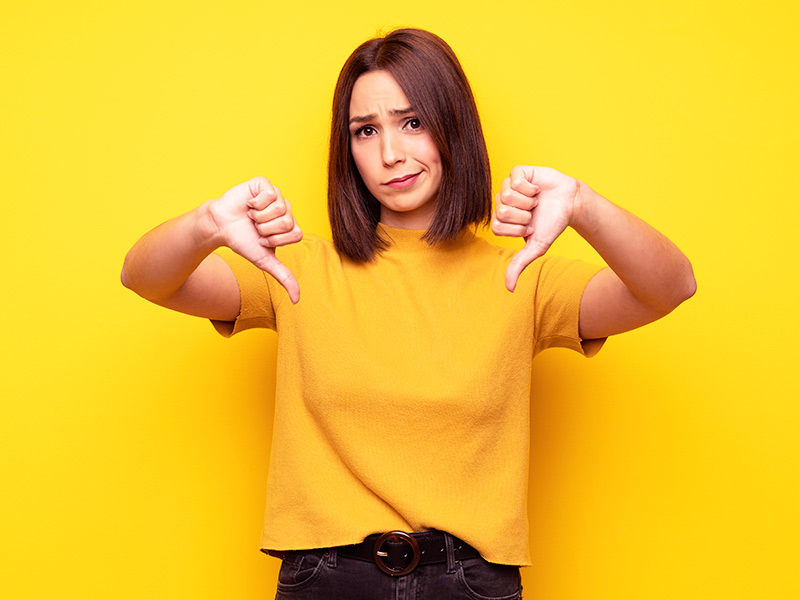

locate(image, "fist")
[[492, 165, 579, 292], [209, 176, 303, 303]]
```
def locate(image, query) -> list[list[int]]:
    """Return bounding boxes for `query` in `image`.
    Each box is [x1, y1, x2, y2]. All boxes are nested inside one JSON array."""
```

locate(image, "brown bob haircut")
[[328, 28, 492, 262]]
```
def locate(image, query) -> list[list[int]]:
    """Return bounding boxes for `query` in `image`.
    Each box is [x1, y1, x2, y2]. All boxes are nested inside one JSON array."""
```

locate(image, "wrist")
[[192, 200, 226, 251], [570, 179, 602, 236]]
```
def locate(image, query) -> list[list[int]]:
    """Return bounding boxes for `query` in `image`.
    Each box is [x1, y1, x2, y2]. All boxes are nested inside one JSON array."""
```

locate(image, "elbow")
[[683, 271, 698, 302], [679, 259, 698, 303], [648, 262, 697, 316], [120, 254, 134, 291], [666, 262, 697, 312], [120, 252, 146, 296], [120, 266, 131, 290]]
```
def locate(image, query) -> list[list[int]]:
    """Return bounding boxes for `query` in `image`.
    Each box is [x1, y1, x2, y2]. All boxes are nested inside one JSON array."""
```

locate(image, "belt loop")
[[444, 532, 457, 573], [327, 547, 338, 568]]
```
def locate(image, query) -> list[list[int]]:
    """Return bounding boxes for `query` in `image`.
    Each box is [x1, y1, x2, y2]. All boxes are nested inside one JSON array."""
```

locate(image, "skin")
[[121, 71, 696, 339], [492, 165, 696, 339], [348, 70, 442, 229], [121, 177, 302, 319]]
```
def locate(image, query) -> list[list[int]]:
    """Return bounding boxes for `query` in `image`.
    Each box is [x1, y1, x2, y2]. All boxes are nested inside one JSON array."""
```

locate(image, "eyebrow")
[[349, 106, 414, 125]]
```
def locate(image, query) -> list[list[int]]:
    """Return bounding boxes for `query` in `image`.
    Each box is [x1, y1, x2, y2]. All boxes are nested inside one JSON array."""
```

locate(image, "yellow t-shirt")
[[213, 224, 604, 565]]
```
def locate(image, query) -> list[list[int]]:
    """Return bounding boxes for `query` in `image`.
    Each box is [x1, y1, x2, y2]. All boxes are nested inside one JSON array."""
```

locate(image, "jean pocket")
[[456, 557, 522, 600], [276, 550, 328, 591]]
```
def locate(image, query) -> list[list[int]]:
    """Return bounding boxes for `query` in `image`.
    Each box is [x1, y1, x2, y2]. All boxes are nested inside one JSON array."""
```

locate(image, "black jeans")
[[274, 533, 522, 600]]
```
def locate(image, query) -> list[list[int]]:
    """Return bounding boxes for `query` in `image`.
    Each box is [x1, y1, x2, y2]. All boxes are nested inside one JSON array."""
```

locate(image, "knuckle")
[[500, 189, 515, 204], [253, 256, 275, 271]]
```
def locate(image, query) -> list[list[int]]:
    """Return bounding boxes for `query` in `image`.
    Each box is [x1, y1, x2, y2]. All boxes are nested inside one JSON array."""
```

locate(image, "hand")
[[492, 165, 580, 292], [207, 176, 303, 303]]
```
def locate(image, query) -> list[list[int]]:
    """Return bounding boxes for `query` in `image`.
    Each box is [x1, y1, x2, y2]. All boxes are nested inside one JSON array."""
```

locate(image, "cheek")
[[352, 149, 385, 198], [421, 138, 441, 168], [423, 141, 443, 181], [350, 146, 371, 183]]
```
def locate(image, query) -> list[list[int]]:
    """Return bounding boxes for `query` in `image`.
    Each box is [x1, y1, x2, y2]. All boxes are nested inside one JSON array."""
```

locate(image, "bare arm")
[[492, 165, 696, 339], [571, 182, 696, 339], [121, 177, 303, 320]]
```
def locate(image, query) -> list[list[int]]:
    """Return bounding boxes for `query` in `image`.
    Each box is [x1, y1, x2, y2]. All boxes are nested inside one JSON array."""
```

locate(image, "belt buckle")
[[373, 531, 421, 576]]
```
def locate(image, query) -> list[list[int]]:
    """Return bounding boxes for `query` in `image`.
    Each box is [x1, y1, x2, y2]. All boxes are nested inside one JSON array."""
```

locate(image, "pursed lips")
[[384, 172, 422, 188]]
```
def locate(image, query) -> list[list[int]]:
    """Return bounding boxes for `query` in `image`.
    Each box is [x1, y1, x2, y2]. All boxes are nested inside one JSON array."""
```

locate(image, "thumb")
[[251, 252, 301, 304], [505, 237, 548, 292], [509, 164, 536, 188]]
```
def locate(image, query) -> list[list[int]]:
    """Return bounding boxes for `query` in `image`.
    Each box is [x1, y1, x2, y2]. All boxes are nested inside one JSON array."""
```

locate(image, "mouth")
[[384, 172, 422, 189]]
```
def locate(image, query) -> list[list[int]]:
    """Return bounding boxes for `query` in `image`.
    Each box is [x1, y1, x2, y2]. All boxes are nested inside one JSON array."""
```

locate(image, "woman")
[[122, 28, 695, 600]]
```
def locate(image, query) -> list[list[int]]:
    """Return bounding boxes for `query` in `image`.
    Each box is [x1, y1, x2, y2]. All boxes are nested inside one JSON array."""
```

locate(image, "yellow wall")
[[2, 1, 798, 598]]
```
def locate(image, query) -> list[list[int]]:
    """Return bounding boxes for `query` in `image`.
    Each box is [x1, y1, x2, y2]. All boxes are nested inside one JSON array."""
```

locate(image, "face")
[[348, 70, 443, 229]]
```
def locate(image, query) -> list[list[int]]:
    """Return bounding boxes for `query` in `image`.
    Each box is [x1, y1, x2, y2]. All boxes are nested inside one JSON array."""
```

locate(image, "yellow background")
[[2, 0, 798, 598]]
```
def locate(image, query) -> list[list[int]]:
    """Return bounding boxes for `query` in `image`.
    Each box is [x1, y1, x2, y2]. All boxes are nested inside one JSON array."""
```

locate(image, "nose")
[[380, 130, 405, 166]]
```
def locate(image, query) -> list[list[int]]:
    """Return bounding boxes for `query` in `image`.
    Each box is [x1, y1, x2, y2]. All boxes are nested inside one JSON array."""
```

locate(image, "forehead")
[[349, 70, 410, 116]]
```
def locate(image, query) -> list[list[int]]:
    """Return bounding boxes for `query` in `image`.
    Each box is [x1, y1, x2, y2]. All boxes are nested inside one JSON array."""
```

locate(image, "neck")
[[379, 202, 437, 230]]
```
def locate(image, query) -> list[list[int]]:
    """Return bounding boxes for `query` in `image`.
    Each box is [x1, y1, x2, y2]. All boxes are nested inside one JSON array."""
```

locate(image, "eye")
[[405, 118, 422, 130], [353, 125, 376, 138]]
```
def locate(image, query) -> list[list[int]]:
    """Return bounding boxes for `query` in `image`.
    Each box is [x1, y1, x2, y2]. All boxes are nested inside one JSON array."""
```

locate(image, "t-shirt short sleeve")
[[210, 249, 276, 337], [532, 256, 607, 358], [209, 237, 323, 337]]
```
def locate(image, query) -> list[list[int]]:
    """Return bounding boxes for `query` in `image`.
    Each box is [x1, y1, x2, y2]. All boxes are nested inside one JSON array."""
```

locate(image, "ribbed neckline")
[[376, 223, 477, 254]]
